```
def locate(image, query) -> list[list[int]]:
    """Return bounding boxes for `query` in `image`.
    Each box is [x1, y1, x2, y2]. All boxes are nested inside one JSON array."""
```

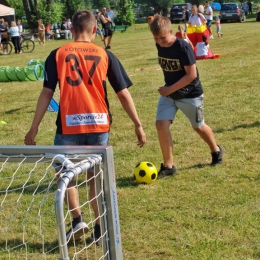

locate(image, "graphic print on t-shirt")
[[158, 56, 182, 72]]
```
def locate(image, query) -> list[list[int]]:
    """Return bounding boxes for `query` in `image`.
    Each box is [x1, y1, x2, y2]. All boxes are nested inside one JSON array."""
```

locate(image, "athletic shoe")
[[105, 45, 111, 49], [90, 223, 102, 246], [209, 35, 214, 39], [157, 163, 177, 178], [66, 213, 89, 242], [211, 145, 223, 166]]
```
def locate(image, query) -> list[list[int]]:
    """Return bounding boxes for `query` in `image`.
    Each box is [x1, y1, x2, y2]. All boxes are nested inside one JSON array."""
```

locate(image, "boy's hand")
[[24, 127, 38, 145], [158, 86, 174, 97]]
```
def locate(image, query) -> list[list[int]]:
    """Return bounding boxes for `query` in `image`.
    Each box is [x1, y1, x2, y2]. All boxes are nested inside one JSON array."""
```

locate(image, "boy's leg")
[[155, 96, 178, 177], [192, 124, 218, 152], [177, 95, 222, 165], [156, 120, 174, 169]]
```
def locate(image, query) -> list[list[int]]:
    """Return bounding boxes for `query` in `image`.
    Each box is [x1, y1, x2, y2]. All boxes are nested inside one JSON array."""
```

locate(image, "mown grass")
[[0, 15, 260, 259]]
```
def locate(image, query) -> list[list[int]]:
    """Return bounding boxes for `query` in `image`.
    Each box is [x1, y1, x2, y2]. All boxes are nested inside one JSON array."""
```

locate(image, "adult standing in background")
[[247, 1, 252, 14], [242, 2, 249, 19], [180, 6, 191, 32], [188, 5, 207, 47], [106, 7, 114, 26], [100, 7, 113, 49], [0, 19, 9, 54], [205, 1, 214, 39], [8, 21, 21, 54]]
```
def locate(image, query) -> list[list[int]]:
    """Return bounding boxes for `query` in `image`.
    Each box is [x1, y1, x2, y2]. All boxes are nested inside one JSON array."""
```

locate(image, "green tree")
[[91, 0, 109, 10], [6, 0, 25, 19], [62, 0, 90, 19], [38, 0, 64, 25], [116, 0, 135, 25]]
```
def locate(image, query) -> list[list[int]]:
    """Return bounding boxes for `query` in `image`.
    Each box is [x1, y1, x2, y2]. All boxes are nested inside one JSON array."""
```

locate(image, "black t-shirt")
[[61, 23, 67, 30], [43, 45, 132, 133], [100, 13, 111, 29], [156, 37, 203, 98]]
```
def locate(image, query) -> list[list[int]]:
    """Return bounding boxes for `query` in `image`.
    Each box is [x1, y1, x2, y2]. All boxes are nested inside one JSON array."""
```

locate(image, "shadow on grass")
[[5, 107, 26, 114], [116, 164, 213, 187], [116, 176, 138, 188], [215, 120, 260, 133]]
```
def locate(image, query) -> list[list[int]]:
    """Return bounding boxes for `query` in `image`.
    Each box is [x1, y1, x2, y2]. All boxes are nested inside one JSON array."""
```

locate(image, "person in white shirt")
[[196, 35, 209, 57], [205, 1, 214, 39], [106, 7, 114, 26], [188, 5, 207, 26], [8, 21, 22, 54]]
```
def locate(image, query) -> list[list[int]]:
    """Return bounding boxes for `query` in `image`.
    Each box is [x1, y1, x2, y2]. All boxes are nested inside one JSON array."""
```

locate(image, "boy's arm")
[[158, 64, 197, 97], [24, 87, 54, 145], [117, 88, 146, 148]]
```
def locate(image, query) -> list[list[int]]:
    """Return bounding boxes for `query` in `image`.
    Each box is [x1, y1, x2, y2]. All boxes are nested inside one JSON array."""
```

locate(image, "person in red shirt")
[[24, 10, 146, 245], [45, 23, 54, 40]]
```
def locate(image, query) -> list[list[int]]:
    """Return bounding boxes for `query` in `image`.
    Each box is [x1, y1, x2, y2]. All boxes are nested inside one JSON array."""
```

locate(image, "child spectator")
[[176, 25, 194, 50], [215, 16, 223, 37], [37, 20, 45, 46], [196, 35, 209, 57], [195, 35, 216, 59]]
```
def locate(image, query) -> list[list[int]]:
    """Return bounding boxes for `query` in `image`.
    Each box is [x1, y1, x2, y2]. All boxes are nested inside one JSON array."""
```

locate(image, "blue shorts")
[[206, 20, 212, 27], [156, 95, 205, 128], [54, 132, 109, 146], [53, 132, 109, 171], [96, 27, 103, 36]]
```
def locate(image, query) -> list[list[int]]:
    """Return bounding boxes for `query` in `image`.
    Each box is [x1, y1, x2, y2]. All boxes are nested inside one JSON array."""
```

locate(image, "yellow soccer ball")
[[134, 162, 158, 184]]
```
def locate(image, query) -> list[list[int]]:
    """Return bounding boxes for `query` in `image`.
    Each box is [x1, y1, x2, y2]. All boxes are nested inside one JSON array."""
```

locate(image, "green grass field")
[[0, 15, 260, 259]]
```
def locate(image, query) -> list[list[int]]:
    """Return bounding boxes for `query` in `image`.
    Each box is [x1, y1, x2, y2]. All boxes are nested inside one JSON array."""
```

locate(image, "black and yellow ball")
[[133, 162, 158, 184]]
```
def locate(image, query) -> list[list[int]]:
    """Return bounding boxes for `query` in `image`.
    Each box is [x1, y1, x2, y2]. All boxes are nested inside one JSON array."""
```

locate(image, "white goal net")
[[0, 146, 122, 260]]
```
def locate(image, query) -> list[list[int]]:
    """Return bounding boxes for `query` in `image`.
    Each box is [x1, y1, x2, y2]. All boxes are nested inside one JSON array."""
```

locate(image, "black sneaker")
[[211, 145, 223, 166], [158, 163, 177, 178], [90, 223, 102, 246], [105, 45, 111, 49], [66, 213, 89, 242]]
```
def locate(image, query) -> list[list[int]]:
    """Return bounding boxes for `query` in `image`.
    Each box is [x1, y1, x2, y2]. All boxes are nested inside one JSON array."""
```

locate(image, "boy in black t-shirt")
[[150, 14, 223, 178]]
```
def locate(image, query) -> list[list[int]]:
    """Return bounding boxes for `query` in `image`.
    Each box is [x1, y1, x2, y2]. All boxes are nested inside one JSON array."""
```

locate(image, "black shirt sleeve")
[[106, 50, 132, 93], [43, 49, 58, 91]]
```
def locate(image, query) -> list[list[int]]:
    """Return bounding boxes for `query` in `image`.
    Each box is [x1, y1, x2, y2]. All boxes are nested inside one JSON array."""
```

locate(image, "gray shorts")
[[156, 95, 205, 128]]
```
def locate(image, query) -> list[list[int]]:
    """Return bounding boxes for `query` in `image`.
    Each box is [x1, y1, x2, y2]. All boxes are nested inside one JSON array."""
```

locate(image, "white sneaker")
[[209, 35, 214, 39]]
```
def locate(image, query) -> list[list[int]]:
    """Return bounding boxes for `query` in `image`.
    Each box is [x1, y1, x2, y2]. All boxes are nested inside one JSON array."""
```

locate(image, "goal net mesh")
[[0, 147, 120, 260]]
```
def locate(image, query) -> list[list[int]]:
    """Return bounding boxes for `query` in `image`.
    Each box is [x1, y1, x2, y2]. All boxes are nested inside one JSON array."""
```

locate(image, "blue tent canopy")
[[210, 2, 221, 11]]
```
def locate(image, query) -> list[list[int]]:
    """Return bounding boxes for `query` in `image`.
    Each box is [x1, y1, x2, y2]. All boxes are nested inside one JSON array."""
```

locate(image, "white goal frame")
[[0, 145, 123, 260]]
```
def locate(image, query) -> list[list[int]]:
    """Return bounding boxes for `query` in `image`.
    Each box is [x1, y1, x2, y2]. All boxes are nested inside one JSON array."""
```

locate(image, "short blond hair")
[[150, 14, 172, 36], [11, 21, 16, 27]]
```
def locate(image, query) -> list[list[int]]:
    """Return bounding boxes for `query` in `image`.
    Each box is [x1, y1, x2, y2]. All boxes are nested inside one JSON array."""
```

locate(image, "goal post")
[[0, 145, 123, 260]]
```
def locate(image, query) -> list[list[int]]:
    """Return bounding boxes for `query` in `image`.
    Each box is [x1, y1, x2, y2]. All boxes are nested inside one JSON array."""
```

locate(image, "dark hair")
[[202, 35, 209, 45]]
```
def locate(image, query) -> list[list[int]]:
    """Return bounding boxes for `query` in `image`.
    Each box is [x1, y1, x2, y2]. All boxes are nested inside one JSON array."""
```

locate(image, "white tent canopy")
[[0, 4, 15, 26], [0, 4, 15, 16]]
